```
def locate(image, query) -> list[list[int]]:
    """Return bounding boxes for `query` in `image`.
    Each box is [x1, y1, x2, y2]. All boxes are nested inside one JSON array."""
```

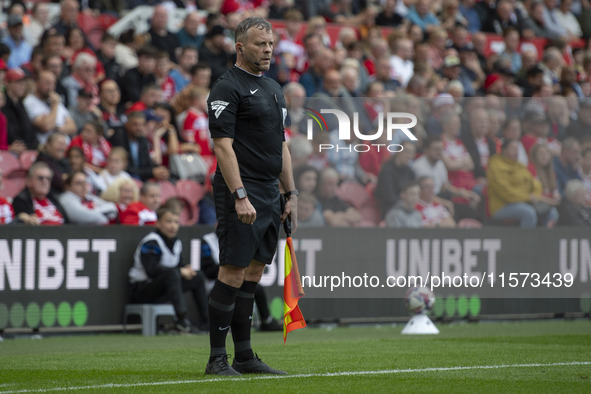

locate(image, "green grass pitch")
[[1, 320, 590, 393]]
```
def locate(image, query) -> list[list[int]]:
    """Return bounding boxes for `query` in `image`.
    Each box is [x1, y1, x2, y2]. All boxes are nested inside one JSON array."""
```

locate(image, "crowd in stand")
[[1, 0, 591, 228]]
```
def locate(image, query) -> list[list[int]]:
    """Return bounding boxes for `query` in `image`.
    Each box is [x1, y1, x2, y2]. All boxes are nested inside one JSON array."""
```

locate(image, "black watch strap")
[[232, 187, 247, 200], [285, 189, 299, 198]]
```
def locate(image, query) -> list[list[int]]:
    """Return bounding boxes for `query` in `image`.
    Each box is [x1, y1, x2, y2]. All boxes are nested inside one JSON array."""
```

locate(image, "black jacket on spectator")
[[199, 44, 231, 88], [109, 130, 155, 181], [461, 131, 497, 179], [566, 118, 591, 141], [148, 27, 180, 63], [96, 50, 121, 81], [13, 188, 69, 223], [34, 151, 71, 194], [374, 159, 416, 217], [557, 199, 591, 226], [2, 94, 39, 150], [119, 67, 156, 106]]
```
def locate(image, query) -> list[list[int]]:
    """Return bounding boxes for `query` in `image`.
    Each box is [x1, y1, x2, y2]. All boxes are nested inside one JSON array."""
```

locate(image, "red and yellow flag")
[[283, 236, 306, 343]]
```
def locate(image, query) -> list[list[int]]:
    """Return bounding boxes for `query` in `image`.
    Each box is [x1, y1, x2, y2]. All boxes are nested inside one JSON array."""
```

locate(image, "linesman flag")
[[283, 210, 306, 343]]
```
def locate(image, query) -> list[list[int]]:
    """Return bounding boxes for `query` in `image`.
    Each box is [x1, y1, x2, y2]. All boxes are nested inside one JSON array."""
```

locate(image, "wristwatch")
[[284, 189, 299, 198], [232, 187, 248, 200]]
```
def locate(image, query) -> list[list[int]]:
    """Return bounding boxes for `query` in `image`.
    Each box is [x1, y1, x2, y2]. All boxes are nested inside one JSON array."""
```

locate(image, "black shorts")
[[213, 174, 281, 268]]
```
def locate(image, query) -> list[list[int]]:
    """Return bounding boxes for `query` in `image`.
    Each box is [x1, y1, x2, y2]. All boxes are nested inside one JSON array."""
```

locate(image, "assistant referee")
[[205, 17, 298, 376]]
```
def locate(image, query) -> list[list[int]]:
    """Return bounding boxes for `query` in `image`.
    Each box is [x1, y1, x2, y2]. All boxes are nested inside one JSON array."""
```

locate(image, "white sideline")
[[1, 361, 590, 393]]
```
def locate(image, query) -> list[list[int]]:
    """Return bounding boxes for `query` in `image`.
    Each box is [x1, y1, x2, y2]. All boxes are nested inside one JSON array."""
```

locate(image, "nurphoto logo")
[[304, 107, 418, 153]]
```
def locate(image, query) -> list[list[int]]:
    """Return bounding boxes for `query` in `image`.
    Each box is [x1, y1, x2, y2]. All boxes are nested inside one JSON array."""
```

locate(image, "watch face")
[[235, 188, 247, 199]]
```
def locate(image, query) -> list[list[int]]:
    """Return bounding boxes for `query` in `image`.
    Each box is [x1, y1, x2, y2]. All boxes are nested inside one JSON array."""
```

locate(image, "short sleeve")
[[208, 79, 240, 139]]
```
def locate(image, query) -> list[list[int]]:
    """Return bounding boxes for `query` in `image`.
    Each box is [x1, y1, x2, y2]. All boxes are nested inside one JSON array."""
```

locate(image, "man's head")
[[235, 17, 274, 74], [99, 79, 121, 107], [561, 137, 582, 167], [156, 204, 180, 239], [42, 54, 63, 78], [418, 176, 436, 203], [151, 5, 169, 32], [42, 30, 66, 57], [44, 132, 68, 161], [423, 136, 445, 163], [140, 84, 162, 108], [64, 171, 88, 199], [27, 162, 53, 199], [125, 111, 147, 140], [140, 182, 162, 212], [341, 66, 359, 94], [501, 139, 520, 162], [35, 70, 56, 100], [322, 69, 343, 97], [298, 192, 318, 223], [72, 52, 96, 83], [7, 14, 24, 41], [399, 181, 420, 208], [317, 167, 340, 199], [283, 82, 305, 109], [179, 46, 198, 73], [99, 34, 118, 59], [394, 141, 417, 166], [311, 47, 335, 73], [183, 11, 201, 36], [503, 27, 520, 52], [469, 108, 490, 138], [393, 38, 414, 61], [190, 62, 212, 88], [564, 179, 586, 206], [137, 46, 158, 75], [374, 56, 392, 81], [60, 0, 79, 25], [4, 68, 28, 99]]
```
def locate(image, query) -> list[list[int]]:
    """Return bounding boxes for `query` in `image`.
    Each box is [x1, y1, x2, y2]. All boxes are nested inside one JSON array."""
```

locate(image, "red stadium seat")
[[176, 180, 207, 223], [1, 172, 26, 199], [158, 180, 177, 203], [19, 150, 38, 170], [0, 151, 21, 174]]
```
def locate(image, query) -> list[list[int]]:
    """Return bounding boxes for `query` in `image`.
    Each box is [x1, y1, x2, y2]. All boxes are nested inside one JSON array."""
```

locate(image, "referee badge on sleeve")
[[211, 100, 229, 119], [282, 108, 287, 126]]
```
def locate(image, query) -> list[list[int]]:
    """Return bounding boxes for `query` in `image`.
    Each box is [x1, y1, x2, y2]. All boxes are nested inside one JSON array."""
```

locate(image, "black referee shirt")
[[208, 65, 287, 182]]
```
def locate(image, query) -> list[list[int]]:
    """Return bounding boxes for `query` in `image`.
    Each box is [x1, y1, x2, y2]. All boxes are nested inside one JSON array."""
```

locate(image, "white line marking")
[[1, 362, 589, 393]]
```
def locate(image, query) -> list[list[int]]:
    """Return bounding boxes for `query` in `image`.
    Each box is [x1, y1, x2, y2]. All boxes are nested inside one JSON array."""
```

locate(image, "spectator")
[[52, 0, 81, 36], [299, 47, 335, 97], [42, 54, 69, 108], [127, 84, 162, 115], [459, 0, 481, 32], [154, 52, 175, 102], [114, 29, 138, 75], [487, 139, 558, 227], [500, 116, 528, 166], [119, 46, 157, 107], [24, 70, 76, 144], [171, 62, 212, 117], [554, 0, 582, 38], [276, 8, 305, 58], [120, 181, 161, 226], [128, 203, 207, 333], [289, 135, 313, 168], [2, 14, 32, 69], [148, 5, 180, 63], [462, 108, 497, 181], [521, 110, 560, 156], [566, 98, 591, 141], [376, 0, 404, 26], [316, 167, 361, 227], [528, 143, 561, 207], [373, 57, 401, 93], [110, 111, 169, 182], [375, 141, 417, 217], [170, 46, 199, 93], [40, 29, 66, 60], [408, 0, 441, 33], [100, 177, 139, 222], [483, 0, 522, 34], [13, 162, 69, 225], [553, 137, 582, 195], [64, 28, 103, 80], [98, 146, 132, 189], [35, 132, 71, 194], [67, 145, 106, 195], [557, 180, 591, 225], [177, 11, 204, 50], [298, 191, 325, 227], [98, 79, 125, 142], [0, 170, 15, 224], [385, 181, 423, 228], [180, 87, 211, 157], [96, 34, 121, 81], [70, 120, 111, 172], [283, 82, 307, 136], [24, 2, 51, 47], [524, 0, 567, 40], [416, 176, 456, 228], [498, 28, 522, 75], [2, 68, 37, 152], [58, 171, 117, 225], [198, 25, 232, 88], [425, 93, 455, 136], [389, 38, 414, 87]]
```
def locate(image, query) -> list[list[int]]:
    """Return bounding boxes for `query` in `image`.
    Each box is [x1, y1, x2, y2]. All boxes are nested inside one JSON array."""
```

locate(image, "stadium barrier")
[[0, 226, 589, 332]]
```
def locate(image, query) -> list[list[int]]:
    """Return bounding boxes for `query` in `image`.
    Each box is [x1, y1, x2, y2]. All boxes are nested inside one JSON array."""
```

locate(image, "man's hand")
[[152, 166, 170, 180], [280, 195, 298, 234], [48, 91, 61, 107], [180, 265, 196, 280], [236, 197, 256, 225]]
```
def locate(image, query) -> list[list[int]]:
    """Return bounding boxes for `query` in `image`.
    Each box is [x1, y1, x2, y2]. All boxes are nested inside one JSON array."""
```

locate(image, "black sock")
[[254, 284, 271, 321], [208, 280, 238, 362], [232, 280, 257, 362]]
